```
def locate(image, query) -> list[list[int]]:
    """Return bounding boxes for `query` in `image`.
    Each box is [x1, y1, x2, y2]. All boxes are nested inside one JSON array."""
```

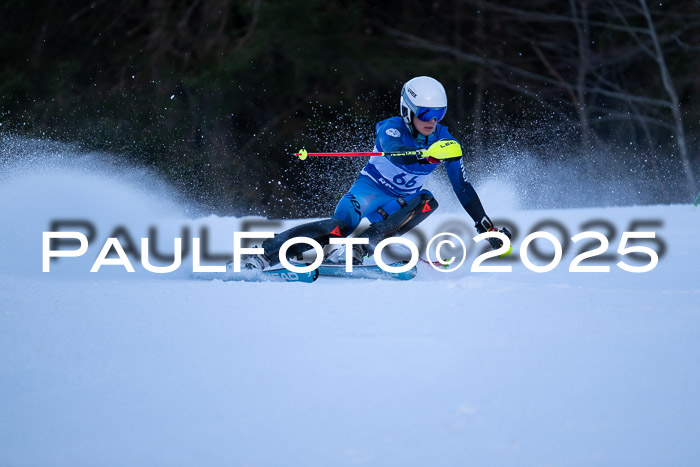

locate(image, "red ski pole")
[[295, 148, 422, 160]]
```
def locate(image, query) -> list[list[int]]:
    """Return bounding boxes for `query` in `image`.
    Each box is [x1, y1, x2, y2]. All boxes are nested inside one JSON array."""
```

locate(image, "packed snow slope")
[[1, 142, 699, 466]]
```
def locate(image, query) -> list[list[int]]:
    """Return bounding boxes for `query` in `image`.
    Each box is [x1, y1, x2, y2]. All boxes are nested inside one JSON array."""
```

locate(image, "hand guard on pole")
[[475, 216, 512, 255], [419, 140, 463, 160]]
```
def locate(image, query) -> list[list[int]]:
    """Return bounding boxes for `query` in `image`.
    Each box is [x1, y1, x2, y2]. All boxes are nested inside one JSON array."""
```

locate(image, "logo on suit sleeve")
[[385, 128, 401, 137]]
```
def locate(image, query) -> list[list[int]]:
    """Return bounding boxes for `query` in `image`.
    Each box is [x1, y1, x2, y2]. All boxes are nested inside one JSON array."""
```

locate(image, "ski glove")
[[420, 140, 462, 160], [475, 216, 512, 252]]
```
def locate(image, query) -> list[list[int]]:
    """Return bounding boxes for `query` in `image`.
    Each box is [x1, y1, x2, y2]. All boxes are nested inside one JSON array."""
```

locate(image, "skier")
[[243, 76, 511, 270]]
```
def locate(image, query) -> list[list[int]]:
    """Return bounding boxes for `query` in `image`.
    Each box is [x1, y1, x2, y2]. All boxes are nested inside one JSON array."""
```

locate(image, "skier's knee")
[[366, 190, 437, 225], [410, 190, 438, 218]]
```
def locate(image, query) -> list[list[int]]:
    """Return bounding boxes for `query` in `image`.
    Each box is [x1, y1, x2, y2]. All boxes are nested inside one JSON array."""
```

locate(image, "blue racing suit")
[[333, 116, 487, 231]]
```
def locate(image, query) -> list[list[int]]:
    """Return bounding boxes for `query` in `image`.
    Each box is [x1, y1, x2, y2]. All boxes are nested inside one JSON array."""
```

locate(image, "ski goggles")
[[414, 106, 447, 122]]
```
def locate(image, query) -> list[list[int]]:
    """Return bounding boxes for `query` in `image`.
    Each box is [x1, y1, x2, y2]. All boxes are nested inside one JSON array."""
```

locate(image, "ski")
[[191, 265, 318, 283], [191, 261, 416, 282], [258, 266, 318, 283], [316, 261, 417, 281]]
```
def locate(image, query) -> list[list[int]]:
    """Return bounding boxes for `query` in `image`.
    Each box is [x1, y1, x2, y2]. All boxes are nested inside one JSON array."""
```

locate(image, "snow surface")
[[1, 143, 699, 466]]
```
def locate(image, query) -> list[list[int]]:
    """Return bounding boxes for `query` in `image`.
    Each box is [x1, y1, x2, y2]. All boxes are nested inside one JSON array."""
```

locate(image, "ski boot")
[[227, 250, 271, 272], [350, 244, 367, 265], [244, 253, 270, 270], [324, 243, 367, 265]]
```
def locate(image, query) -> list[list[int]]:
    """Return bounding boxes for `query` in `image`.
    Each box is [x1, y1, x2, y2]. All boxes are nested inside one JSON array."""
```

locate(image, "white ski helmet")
[[400, 76, 448, 126]]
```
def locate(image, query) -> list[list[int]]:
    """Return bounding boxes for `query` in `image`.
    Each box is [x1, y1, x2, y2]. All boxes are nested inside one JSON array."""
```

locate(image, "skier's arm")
[[445, 158, 511, 249], [445, 158, 489, 224]]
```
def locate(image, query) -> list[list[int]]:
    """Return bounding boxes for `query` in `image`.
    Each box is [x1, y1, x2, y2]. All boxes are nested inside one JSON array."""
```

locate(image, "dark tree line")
[[1, 0, 698, 215]]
